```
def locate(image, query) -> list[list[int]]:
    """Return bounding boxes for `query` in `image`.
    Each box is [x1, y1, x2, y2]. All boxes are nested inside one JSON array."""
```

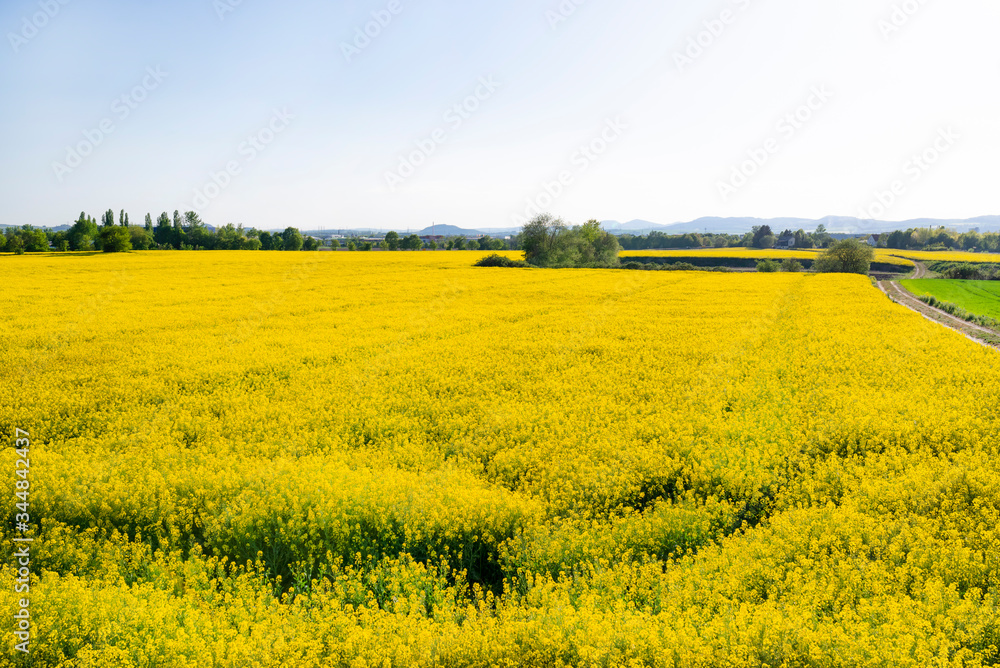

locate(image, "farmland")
[[621, 247, 915, 270], [883, 250, 1000, 264], [901, 279, 1000, 320], [3, 251, 1000, 666]]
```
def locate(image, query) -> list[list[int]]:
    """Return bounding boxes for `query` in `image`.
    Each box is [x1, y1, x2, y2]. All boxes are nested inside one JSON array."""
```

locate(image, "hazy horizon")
[[3, 0, 999, 230]]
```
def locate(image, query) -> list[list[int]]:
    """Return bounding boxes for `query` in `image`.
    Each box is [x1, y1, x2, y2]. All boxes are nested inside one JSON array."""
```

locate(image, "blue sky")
[[2, 0, 999, 231]]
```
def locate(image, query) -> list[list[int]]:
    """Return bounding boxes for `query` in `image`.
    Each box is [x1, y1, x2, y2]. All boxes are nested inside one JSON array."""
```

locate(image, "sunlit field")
[[902, 279, 1000, 320], [619, 247, 828, 261], [882, 249, 1000, 264], [621, 247, 917, 268], [4, 251, 1000, 666]]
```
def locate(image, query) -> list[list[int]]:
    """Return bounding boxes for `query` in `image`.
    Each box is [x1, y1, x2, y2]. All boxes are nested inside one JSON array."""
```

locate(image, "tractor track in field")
[[877, 262, 1000, 350]]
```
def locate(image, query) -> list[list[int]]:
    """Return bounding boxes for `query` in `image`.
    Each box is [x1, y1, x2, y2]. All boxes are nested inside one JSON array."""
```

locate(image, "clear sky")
[[2, 0, 999, 231]]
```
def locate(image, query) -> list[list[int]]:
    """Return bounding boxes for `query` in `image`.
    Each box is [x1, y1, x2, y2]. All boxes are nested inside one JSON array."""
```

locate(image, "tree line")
[[1, 210, 517, 254], [879, 227, 1000, 252], [613, 224, 1000, 253], [617, 225, 835, 251]]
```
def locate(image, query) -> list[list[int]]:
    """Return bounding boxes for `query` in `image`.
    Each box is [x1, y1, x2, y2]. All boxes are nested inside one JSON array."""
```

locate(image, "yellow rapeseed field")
[[620, 247, 1000, 267], [878, 249, 1000, 264], [3, 251, 1000, 667], [621, 247, 917, 268], [619, 248, 826, 260]]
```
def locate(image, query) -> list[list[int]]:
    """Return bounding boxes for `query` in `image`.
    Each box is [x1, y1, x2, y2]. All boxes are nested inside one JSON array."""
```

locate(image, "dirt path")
[[910, 260, 929, 279], [877, 278, 999, 350]]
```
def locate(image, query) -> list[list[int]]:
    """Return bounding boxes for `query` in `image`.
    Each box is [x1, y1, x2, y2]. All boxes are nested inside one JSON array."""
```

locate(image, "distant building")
[[776, 234, 796, 249], [866, 234, 881, 247]]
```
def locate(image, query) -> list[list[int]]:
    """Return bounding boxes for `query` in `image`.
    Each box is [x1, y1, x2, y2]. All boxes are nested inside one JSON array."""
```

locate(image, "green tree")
[[303, 236, 320, 251], [814, 238, 875, 275], [756, 259, 779, 273], [751, 225, 774, 249], [144, 213, 153, 232], [520, 214, 619, 267], [154, 212, 172, 247], [347, 241, 357, 251], [403, 234, 422, 250], [282, 227, 304, 251], [384, 230, 400, 250], [129, 226, 153, 250], [329, 238, 341, 249], [216, 224, 247, 250], [69, 212, 99, 251], [8, 235, 25, 255], [185, 212, 213, 249], [100, 226, 132, 253], [20, 226, 49, 252], [576, 219, 620, 266], [102, 209, 115, 227], [520, 214, 572, 265], [780, 258, 803, 272], [184, 211, 204, 228]]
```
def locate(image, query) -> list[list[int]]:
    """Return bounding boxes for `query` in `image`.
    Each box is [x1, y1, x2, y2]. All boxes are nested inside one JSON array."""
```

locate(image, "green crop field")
[[901, 279, 1000, 320]]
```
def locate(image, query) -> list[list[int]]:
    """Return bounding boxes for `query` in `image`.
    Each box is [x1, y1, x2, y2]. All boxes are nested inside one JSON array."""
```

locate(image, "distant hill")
[[0, 223, 71, 232], [600, 216, 1000, 235], [415, 224, 484, 237]]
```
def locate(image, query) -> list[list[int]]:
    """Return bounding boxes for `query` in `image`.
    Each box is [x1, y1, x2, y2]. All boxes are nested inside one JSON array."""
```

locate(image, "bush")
[[940, 263, 987, 280], [780, 259, 803, 273], [756, 260, 779, 273], [622, 261, 644, 270], [474, 254, 528, 268], [520, 215, 620, 267], [815, 238, 875, 275], [99, 226, 133, 253]]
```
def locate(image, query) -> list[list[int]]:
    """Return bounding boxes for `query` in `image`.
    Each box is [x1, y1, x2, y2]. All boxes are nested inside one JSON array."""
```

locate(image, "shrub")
[[622, 261, 644, 270], [667, 262, 697, 272], [474, 254, 528, 268], [519, 215, 620, 267], [780, 259, 803, 273], [940, 263, 986, 280], [815, 238, 875, 274], [99, 226, 133, 253], [756, 259, 779, 273]]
